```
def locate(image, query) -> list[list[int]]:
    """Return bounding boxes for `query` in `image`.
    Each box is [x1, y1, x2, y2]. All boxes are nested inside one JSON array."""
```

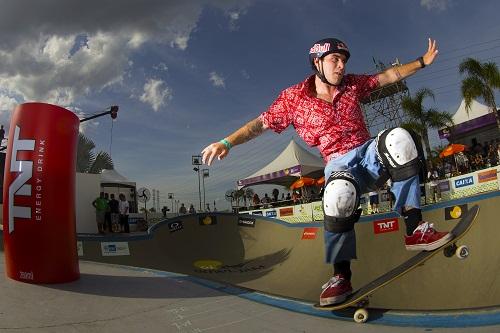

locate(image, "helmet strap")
[[315, 59, 339, 87]]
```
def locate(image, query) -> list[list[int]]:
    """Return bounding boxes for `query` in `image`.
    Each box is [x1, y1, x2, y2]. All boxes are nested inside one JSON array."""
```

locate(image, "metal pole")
[[202, 174, 206, 211], [198, 169, 202, 211]]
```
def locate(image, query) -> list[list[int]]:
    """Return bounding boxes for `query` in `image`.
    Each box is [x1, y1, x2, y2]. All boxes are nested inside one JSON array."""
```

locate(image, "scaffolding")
[[361, 58, 410, 136]]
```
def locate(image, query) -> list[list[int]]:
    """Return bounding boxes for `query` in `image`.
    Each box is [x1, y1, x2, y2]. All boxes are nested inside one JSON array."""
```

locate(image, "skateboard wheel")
[[354, 308, 368, 323], [456, 245, 469, 259]]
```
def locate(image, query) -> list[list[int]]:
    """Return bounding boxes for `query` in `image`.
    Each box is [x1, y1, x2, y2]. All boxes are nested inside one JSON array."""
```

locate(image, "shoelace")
[[322, 275, 343, 289], [415, 221, 435, 240]]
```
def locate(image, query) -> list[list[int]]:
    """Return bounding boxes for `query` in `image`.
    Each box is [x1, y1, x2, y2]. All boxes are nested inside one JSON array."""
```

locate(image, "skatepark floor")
[[0, 256, 499, 333]]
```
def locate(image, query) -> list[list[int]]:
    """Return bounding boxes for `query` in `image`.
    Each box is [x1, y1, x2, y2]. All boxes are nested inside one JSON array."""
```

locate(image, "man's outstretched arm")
[[377, 38, 438, 87], [201, 116, 269, 166]]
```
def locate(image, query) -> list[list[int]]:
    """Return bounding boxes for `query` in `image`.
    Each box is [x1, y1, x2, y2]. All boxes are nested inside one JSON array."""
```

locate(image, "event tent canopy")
[[100, 168, 136, 188], [237, 140, 325, 189], [439, 99, 497, 139]]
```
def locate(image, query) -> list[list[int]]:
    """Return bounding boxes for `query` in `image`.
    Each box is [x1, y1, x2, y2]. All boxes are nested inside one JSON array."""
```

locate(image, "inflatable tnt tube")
[[3, 103, 80, 283]]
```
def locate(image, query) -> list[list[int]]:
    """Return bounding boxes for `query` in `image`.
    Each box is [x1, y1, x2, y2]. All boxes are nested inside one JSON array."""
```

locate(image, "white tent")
[[452, 99, 492, 125], [100, 168, 136, 187], [439, 99, 498, 140], [237, 140, 325, 189]]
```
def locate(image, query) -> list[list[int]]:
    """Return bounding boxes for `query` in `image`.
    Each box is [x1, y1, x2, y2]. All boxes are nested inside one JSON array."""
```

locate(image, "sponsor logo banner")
[[445, 204, 468, 220], [168, 220, 184, 233], [302, 227, 318, 240], [373, 218, 399, 234], [265, 210, 277, 218], [101, 242, 130, 256], [238, 217, 256, 228], [438, 180, 450, 192], [252, 211, 263, 216], [279, 207, 294, 217], [199, 215, 217, 226], [478, 169, 497, 183], [454, 176, 474, 188]]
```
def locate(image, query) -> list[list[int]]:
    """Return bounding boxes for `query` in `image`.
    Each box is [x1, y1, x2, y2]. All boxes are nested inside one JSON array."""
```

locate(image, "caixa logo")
[[8, 125, 35, 234]]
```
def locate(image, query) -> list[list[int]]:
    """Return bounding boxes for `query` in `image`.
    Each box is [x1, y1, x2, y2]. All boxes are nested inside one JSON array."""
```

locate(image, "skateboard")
[[314, 204, 480, 323]]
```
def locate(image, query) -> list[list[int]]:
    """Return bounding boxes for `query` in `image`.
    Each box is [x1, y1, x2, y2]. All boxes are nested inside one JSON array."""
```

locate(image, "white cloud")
[[420, 0, 452, 11], [0, 94, 17, 112], [0, 1, 251, 107], [227, 9, 246, 31], [209, 71, 226, 88], [153, 62, 169, 72], [140, 79, 172, 112]]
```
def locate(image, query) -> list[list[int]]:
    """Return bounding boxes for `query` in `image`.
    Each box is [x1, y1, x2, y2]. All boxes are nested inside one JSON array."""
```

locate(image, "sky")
[[0, 0, 499, 211]]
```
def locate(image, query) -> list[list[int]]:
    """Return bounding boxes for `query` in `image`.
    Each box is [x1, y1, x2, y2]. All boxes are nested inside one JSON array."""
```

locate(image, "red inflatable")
[[3, 102, 80, 283]]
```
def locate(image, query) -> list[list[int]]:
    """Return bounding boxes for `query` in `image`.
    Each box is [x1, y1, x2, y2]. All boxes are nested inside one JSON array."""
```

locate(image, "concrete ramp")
[[79, 191, 500, 311]]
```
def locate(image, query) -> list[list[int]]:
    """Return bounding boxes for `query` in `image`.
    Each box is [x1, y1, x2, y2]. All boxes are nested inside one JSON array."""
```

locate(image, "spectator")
[[108, 194, 120, 232], [272, 188, 279, 202], [427, 169, 440, 203], [285, 192, 291, 201], [92, 192, 108, 233], [368, 190, 379, 214], [261, 193, 271, 208], [118, 193, 130, 233], [179, 203, 187, 215], [252, 193, 260, 208], [104, 193, 111, 232], [292, 190, 302, 204], [188, 204, 196, 214], [206, 203, 211, 212], [161, 206, 169, 217]]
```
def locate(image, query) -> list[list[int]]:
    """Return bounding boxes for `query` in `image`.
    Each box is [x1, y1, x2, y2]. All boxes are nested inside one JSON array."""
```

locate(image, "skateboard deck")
[[314, 204, 479, 312]]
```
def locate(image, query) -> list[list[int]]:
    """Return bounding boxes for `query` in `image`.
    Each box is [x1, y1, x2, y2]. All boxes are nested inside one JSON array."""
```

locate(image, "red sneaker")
[[319, 274, 353, 306], [405, 221, 452, 251]]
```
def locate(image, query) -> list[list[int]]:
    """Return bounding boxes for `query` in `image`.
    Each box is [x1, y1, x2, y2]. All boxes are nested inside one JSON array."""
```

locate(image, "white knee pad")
[[376, 127, 424, 181], [323, 172, 361, 233]]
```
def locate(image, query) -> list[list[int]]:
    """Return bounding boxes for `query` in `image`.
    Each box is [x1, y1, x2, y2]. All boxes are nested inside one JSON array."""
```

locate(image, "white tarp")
[[237, 140, 325, 188], [452, 99, 492, 125], [100, 169, 136, 187]]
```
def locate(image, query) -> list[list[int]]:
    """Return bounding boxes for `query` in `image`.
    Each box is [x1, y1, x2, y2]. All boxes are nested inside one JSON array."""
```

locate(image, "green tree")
[[76, 133, 114, 173], [244, 188, 254, 207], [401, 88, 454, 161], [459, 57, 500, 129]]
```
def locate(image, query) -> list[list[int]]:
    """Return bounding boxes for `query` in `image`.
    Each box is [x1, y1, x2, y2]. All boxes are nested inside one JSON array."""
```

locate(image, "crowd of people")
[[431, 139, 500, 179], [92, 192, 130, 234]]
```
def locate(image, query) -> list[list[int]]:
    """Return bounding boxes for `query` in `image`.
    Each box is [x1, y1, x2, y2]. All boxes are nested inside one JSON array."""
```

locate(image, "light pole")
[[192, 155, 202, 211], [168, 193, 174, 214], [202, 169, 209, 211]]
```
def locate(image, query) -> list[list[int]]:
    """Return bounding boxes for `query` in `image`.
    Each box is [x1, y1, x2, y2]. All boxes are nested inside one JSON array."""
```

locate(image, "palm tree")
[[243, 188, 254, 208], [459, 57, 500, 129], [401, 88, 454, 161], [225, 189, 235, 207], [76, 133, 114, 173]]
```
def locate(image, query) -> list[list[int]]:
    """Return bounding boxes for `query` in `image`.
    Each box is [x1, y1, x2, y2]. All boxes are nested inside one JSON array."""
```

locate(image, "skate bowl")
[[78, 190, 500, 311]]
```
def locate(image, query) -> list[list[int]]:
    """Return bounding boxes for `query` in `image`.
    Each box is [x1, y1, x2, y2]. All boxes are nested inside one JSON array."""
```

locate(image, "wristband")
[[417, 56, 426, 68], [219, 139, 232, 150]]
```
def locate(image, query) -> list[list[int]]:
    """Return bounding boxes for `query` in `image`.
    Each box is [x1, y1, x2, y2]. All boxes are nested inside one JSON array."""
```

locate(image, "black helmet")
[[309, 38, 350, 69], [309, 38, 350, 85]]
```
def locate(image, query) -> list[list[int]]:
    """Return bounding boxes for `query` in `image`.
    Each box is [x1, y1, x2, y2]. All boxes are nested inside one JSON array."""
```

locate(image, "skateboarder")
[[201, 38, 451, 306]]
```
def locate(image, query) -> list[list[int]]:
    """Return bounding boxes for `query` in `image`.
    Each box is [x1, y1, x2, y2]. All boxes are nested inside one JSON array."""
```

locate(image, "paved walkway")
[[0, 258, 498, 333]]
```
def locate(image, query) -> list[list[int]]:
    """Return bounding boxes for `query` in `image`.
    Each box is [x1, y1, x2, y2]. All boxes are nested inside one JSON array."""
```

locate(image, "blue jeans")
[[323, 139, 420, 263]]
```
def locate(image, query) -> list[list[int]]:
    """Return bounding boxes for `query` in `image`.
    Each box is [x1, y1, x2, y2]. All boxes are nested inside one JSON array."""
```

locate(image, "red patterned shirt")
[[260, 74, 379, 163]]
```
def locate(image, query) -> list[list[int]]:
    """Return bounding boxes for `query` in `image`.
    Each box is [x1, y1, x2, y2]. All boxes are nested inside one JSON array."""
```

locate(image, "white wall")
[[76, 172, 101, 233]]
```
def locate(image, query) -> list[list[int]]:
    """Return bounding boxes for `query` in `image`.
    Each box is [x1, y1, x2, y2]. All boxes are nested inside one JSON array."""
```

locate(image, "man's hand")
[[423, 38, 438, 66], [201, 142, 229, 166]]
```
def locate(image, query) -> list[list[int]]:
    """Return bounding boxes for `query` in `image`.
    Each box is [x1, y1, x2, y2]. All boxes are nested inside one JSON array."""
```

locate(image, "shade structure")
[[290, 177, 315, 190], [439, 144, 467, 158]]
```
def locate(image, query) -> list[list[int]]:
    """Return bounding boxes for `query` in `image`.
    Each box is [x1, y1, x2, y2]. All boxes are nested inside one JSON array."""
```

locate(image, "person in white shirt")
[[118, 194, 130, 233]]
